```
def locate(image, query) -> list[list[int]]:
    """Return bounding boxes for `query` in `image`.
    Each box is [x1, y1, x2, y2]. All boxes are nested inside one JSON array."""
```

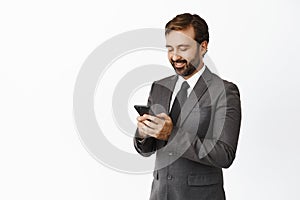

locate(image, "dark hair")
[[165, 13, 209, 44]]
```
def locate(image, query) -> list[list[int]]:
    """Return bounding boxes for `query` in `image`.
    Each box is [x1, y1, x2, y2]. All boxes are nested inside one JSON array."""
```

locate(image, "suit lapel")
[[157, 75, 178, 114], [177, 67, 213, 126]]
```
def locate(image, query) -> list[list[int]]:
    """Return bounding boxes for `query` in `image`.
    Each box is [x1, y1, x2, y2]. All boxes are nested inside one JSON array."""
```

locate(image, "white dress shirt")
[[169, 65, 206, 110]]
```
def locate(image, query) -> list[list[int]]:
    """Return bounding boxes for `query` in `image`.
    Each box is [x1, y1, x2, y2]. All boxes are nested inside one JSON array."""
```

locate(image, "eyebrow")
[[165, 44, 191, 48]]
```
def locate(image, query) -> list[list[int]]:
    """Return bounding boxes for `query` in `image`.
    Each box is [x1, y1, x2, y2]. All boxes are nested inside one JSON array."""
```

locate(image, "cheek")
[[182, 49, 197, 61], [182, 54, 193, 62]]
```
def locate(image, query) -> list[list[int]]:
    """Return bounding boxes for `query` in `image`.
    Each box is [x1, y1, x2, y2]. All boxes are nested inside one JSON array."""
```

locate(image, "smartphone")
[[134, 105, 150, 116]]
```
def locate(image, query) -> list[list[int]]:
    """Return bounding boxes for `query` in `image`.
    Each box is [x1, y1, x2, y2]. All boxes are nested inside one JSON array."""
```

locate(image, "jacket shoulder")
[[209, 71, 239, 91], [154, 74, 177, 85]]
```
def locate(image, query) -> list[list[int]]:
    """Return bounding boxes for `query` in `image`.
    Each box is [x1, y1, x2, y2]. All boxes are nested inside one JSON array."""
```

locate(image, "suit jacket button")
[[168, 152, 173, 156], [167, 175, 172, 180]]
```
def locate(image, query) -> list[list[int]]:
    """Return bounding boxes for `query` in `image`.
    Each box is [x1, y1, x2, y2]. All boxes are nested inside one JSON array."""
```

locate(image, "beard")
[[170, 55, 201, 77]]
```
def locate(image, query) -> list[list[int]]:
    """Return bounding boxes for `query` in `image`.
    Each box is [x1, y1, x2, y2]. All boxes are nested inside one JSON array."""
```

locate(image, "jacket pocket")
[[187, 173, 222, 186]]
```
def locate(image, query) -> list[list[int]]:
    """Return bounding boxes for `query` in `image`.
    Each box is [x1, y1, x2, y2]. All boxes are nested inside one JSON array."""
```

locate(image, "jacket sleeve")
[[133, 82, 158, 157], [169, 82, 242, 168]]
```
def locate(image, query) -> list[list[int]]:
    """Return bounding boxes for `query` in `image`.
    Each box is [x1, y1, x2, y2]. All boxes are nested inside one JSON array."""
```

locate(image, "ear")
[[200, 41, 208, 57]]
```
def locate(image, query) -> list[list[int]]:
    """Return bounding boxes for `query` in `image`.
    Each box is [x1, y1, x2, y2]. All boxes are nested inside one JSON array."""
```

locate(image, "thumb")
[[156, 113, 168, 119]]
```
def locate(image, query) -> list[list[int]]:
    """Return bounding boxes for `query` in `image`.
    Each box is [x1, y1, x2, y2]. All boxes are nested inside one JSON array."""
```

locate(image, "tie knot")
[[181, 81, 190, 91]]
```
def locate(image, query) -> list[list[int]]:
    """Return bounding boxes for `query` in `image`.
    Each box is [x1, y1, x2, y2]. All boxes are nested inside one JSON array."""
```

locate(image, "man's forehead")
[[165, 29, 196, 46]]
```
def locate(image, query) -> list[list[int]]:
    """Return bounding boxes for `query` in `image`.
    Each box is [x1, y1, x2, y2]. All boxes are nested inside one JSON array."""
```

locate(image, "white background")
[[1, 0, 300, 199]]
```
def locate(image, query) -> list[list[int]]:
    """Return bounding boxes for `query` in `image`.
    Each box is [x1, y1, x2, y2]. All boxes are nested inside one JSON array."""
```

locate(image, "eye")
[[167, 47, 173, 52], [179, 47, 188, 51]]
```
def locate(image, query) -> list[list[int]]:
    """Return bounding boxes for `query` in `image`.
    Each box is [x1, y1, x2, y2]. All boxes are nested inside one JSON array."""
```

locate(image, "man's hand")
[[137, 113, 173, 141]]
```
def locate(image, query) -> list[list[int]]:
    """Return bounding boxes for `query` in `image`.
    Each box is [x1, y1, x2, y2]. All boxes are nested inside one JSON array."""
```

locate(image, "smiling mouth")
[[172, 60, 187, 68], [174, 62, 186, 68]]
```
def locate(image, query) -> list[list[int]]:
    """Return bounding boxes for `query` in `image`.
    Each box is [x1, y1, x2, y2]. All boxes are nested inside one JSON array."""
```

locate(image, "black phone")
[[134, 105, 150, 116]]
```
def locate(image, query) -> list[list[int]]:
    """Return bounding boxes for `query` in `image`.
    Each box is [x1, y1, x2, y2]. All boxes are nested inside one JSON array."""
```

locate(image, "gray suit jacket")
[[134, 67, 241, 200]]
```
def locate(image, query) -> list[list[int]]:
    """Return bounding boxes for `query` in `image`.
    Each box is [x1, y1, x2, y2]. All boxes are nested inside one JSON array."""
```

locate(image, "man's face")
[[165, 26, 206, 79]]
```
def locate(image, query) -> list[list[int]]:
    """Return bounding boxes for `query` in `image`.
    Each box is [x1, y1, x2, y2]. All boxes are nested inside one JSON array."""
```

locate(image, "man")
[[134, 13, 241, 200]]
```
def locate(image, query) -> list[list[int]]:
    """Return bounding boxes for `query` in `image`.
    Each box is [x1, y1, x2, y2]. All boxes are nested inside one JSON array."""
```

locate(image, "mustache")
[[171, 59, 187, 64]]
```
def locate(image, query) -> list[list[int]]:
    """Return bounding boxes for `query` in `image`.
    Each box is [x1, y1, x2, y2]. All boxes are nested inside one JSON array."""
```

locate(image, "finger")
[[138, 121, 158, 136], [147, 115, 164, 124], [140, 114, 161, 125], [137, 116, 147, 122], [142, 125, 157, 137], [137, 122, 147, 137], [137, 121, 144, 127], [137, 114, 149, 121], [143, 119, 159, 130], [137, 122, 145, 131], [136, 116, 142, 121], [157, 113, 172, 124], [146, 129, 157, 138]]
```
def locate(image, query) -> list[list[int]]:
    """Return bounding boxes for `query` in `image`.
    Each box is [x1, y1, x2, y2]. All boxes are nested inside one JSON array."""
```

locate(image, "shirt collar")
[[177, 65, 206, 90]]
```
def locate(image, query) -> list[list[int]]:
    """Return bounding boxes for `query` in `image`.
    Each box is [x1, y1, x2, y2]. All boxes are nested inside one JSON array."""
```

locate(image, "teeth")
[[175, 62, 185, 67]]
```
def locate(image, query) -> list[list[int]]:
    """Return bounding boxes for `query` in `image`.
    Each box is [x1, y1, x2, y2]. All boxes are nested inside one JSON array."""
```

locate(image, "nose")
[[171, 52, 181, 61]]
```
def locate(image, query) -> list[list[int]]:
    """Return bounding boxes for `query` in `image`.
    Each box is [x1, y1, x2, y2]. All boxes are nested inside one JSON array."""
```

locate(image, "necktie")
[[170, 81, 190, 125]]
